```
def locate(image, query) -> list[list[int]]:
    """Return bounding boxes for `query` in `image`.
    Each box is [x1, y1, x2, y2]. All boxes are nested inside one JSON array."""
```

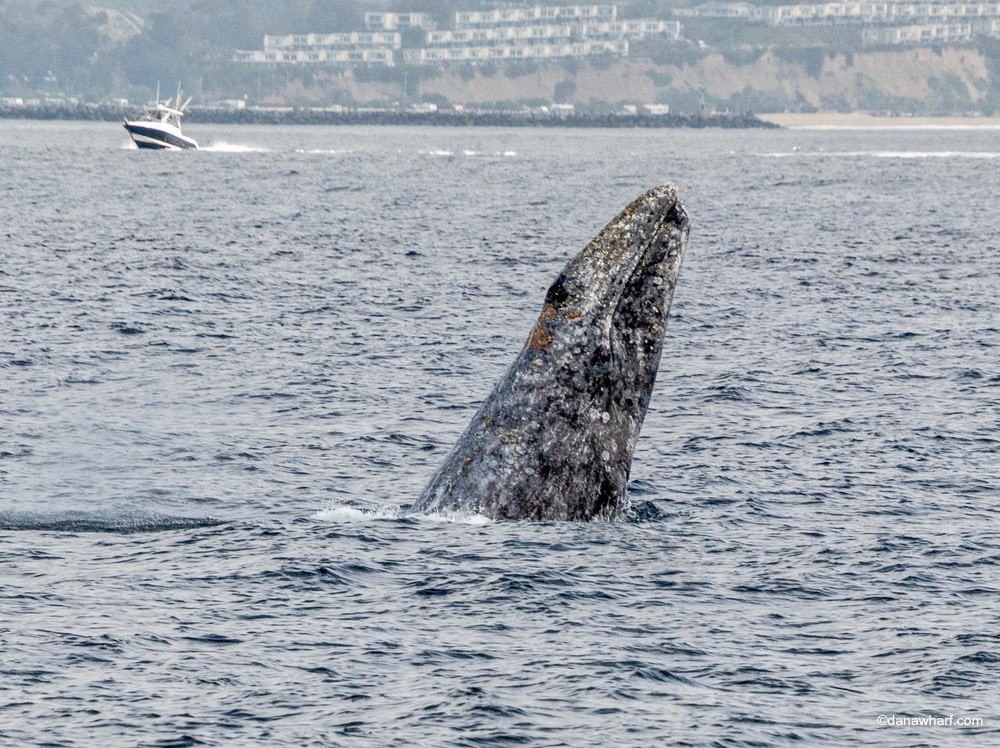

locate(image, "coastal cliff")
[[307, 47, 996, 115]]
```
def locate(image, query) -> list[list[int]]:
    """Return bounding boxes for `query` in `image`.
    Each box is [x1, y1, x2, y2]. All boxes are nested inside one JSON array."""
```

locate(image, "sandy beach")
[[761, 112, 1000, 129]]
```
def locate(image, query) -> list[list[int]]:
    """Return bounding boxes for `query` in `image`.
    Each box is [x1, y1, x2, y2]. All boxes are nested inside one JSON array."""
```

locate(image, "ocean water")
[[1, 119, 998, 746]]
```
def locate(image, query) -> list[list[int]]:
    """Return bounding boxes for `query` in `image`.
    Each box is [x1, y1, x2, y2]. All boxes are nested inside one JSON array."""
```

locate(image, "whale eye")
[[545, 274, 570, 307]]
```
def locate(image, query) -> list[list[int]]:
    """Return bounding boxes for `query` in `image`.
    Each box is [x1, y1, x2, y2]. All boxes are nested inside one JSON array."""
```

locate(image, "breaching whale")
[[414, 185, 690, 521]]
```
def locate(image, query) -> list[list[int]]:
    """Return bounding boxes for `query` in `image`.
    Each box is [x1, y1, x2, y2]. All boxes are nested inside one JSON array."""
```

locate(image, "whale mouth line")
[[601, 213, 669, 352], [605, 201, 681, 350], [622, 211, 670, 297]]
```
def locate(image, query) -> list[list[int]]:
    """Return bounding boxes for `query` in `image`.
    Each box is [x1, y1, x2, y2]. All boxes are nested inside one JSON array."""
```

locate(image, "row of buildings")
[[862, 17, 1000, 41], [234, 5, 682, 67], [361, 7, 620, 30], [677, 1, 1000, 44], [234, 32, 399, 66], [678, 1, 1000, 25]]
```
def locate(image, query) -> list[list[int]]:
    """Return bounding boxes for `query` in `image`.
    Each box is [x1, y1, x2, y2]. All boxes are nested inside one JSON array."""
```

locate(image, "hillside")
[[1, 0, 999, 114], [366, 48, 995, 113]]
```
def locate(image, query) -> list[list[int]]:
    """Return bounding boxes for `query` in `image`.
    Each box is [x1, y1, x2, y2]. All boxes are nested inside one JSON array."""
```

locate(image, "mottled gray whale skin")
[[415, 185, 690, 521]]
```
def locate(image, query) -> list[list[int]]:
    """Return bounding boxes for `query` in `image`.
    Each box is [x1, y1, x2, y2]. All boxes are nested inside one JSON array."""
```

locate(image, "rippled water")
[[2, 120, 998, 746]]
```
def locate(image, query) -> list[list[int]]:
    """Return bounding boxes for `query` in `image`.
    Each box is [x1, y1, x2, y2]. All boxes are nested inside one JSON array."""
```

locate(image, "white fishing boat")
[[124, 85, 198, 150]]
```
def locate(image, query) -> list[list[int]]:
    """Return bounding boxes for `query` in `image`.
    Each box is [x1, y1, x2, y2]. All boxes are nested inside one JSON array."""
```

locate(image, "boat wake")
[[202, 141, 269, 153]]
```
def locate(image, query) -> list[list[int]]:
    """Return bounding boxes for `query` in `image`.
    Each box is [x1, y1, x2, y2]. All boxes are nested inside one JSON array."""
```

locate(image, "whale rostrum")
[[415, 185, 690, 520]]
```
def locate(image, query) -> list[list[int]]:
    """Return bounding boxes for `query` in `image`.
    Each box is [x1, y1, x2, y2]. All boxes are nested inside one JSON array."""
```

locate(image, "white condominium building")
[[233, 48, 396, 65], [426, 20, 680, 46], [427, 25, 577, 45], [674, 2, 763, 18], [413, 5, 680, 63], [863, 16, 1000, 39], [680, 1, 1000, 25], [364, 12, 434, 31], [581, 20, 683, 38], [262, 32, 401, 51], [862, 20, 974, 40], [235, 30, 401, 65], [768, 1, 1000, 24], [405, 39, 629, 63], [455, 5, 618, 28]]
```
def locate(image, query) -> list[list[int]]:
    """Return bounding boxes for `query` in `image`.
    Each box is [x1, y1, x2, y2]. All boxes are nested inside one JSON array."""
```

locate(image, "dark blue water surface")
[[1, 120, 999, 746]]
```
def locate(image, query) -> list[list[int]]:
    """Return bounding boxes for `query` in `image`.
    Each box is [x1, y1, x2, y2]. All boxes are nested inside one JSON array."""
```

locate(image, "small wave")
[[764, 150, 1000, 159], [294, 148, 352, 155], [417, 509, 493, 525], [316, 500, 654, 524], [313, 503, 492, 525], [417, 149, 516, 158], [0, 510, 224, 534], [202, 142, 268, 153], [869, 151, 1000, 159], [626, 500, 665, 523], [312, 504, 402, 522]]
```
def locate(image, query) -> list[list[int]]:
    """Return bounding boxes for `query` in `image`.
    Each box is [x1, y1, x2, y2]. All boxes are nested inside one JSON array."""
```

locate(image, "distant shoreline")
[[761, 112, 1000, 129], [0, 102, 777, 129]]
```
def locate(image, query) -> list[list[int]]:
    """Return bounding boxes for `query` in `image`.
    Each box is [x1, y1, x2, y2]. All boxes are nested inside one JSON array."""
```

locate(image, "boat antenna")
[[155, 81, 160, 104], [176, 81, 182, 110]]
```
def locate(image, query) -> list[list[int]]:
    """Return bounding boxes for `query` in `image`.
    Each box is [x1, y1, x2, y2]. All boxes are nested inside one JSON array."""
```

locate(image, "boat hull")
[[124, 122, 198, 150]]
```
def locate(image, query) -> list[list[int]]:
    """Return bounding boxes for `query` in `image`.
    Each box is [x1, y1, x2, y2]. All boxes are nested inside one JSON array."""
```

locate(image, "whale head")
[[416, 185, 689, 521]]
